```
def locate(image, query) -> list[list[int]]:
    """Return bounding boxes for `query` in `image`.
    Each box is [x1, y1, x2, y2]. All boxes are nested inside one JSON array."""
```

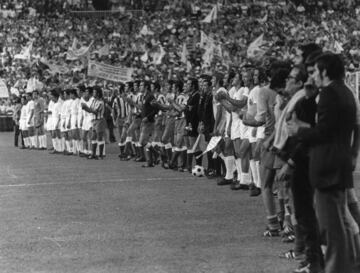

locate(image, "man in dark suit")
[[288, 53, 360, 273]]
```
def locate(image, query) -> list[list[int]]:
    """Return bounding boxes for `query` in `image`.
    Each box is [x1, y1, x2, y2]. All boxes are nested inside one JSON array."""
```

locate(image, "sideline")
[[0, 176, 199, 188]]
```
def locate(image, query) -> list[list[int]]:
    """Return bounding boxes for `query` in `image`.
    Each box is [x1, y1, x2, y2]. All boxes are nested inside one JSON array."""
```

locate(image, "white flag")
[[334, 41, 344, 53], [247, 34, 266, 59], [14, 41, 33, 61], [140, 51, 149, 62], [201, 5, 218, 23], [153, 46, 166, 65], [140, 25, 154, 36], [181, 43, 188, 64], [200, 31, 214, 49]]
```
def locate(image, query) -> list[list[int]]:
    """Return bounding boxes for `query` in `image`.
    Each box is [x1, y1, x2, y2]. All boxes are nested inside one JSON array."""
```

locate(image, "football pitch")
[[0, 132, 358, 273]]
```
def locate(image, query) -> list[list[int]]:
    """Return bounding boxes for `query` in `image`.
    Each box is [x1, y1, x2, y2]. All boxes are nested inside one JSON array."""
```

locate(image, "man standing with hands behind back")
[[288, 53, 360, 273]]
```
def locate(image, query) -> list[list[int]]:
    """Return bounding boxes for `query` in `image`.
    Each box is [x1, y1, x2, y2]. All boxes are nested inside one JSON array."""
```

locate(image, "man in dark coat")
[[288, 53, 360, 273]]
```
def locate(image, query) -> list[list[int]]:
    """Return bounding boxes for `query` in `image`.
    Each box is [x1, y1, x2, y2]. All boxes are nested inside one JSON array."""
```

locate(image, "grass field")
[[0, 132, 359, 273]]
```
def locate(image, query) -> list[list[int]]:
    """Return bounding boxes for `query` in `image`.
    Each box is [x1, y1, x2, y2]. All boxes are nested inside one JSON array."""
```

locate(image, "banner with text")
[[88, 61, 133, 83]]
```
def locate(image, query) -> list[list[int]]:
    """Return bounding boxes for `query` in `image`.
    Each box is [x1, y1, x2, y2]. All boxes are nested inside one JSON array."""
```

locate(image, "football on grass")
[[192, 165, 205, 177]]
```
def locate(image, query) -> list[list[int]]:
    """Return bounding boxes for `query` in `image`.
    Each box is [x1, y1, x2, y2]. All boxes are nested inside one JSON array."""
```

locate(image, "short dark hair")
[[270, 68, 289, 90], [316, 53, 345, 81], [304, 50, 322, 67], [188, 78, 199, 92], [174, 81, 183, 93], [50, 89, 59, 98], [152, 81, 161, 92], [299, 43, 322, 63], [93, 86, 103, 99], [143, 81, 151, 92]]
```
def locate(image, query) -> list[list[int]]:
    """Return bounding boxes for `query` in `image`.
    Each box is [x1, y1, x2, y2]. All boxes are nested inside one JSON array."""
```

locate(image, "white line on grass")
[[0, 176, 199, 188]]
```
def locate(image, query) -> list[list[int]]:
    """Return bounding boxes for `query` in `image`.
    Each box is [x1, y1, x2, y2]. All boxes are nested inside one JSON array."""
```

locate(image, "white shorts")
[[70, 116, 78, 130], [82, 118, 92, 131], [19, 120, 26, 131], [60, 119, 68, 132], [46, 115, 54, 131]]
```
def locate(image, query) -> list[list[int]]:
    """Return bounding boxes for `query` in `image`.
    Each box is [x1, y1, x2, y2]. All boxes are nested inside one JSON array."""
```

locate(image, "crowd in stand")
[[3, 1, 360, 273]]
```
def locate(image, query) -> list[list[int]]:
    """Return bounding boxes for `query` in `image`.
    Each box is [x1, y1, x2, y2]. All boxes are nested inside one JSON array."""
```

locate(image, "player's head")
[[212, 72, 224, 88], [93, 86, 103, 99], [125, 81, 134, 93], [284, 65, 307, 97], [77, 84, 86, 98], [84, 86, 93, 100], [32, 90, 39, 100], [295, 43, 322, 65], [313, 53, 345, 88], [186, 78, 198, 93], [50, 89, 60, 102], [270, 68, 289, 94], [69, 89, 78, 99]]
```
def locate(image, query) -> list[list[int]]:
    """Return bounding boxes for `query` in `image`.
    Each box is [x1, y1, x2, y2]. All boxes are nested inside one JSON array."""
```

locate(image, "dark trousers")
[[315, 188, 360, 273], [291, 159, 323, 266], [106, 119, 116, 142], [14, 124, 24, 147]]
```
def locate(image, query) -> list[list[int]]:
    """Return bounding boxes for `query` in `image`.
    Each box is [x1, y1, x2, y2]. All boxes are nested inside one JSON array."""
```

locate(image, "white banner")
[[66, 38, 93, 60], [88, 61, 133, 83], [0, 79, 9, 98]]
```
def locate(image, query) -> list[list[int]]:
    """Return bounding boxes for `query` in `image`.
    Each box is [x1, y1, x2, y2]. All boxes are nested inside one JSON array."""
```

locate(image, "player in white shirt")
[[46, 90, 56, 152], [50, 90, 64, 153], [19, 95, 30, 148], [69, 89, 81, 155], [60, 90, 72, 155], [81, 86, 94, 156], [214, 72, 236, 185], [25, 92, 36, 149], [76, 86, 85, 155], [218, 71, 251, 189]]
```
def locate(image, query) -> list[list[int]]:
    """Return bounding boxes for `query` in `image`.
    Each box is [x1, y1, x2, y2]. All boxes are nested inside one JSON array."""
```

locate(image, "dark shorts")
[[232, 138, 243, 158], [238, 138, 251, 159], [28, 126, 35, 136], [35, 125, 45, 136], [139, 121, 155, 145], [117, 117, 127, 144], [152, 115, 164, 143], [162, 116, 175, 144], [92, 118, 107, 134], [127, 116, 141, 140]]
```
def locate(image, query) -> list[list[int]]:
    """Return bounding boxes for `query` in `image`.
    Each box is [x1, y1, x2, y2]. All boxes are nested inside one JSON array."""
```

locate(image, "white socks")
[[250, 160, 261, 188], [224, 156, 235, 180], [235, 158, 251, 185]]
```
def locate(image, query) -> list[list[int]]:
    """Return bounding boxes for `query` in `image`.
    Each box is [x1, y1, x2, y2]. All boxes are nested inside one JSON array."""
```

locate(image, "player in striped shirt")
[[125, 81, 145, 162], [150, 81, 165, 164], [122, 82, 136, 160], [160, 80, 177, 168], [169, 81, 189, 171], [81, 86, 106, 159], [112, 84, 128, 159]]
